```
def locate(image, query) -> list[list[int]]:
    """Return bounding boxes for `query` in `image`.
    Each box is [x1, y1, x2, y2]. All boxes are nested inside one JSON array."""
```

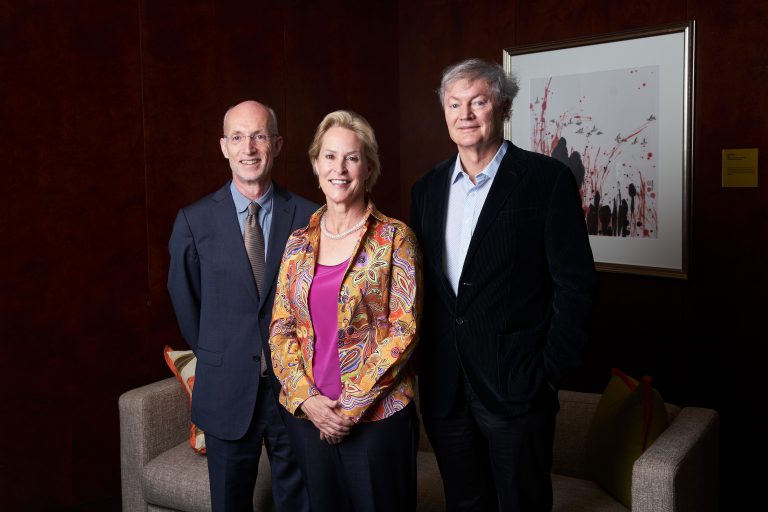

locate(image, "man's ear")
[[500, 99, 513, 122], [272, 135, 284, 157], [220, 138, 229, 159]]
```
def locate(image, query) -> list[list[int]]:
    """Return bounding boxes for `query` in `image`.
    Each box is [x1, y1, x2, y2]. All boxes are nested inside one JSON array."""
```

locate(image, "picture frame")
[[504, 21, 695, 279]]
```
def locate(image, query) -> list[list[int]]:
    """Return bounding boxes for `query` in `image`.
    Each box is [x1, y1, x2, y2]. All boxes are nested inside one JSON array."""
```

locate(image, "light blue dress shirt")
[[230, 181, 273, 258], [443, 141, 508, 294]]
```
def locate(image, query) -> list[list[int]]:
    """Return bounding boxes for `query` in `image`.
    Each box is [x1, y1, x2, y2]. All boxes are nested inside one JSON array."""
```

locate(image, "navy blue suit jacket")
[[410, 142, 597, 419], [168, 180, 317, 440]]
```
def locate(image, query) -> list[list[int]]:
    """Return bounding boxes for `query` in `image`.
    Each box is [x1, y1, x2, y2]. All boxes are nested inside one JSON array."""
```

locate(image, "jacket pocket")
[[497, 206, 538, 223], [497, 327, 545, 403], [196, 346, 223, 367]]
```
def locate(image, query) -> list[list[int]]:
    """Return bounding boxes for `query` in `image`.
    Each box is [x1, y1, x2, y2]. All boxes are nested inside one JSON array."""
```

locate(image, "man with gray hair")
[[168, 100, 316, 511], [410, 59, 596, 511]]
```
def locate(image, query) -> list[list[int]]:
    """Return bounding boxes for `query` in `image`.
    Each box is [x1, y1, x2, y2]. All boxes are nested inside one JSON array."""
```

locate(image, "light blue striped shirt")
[[230, 181, 273, 258], [443, 141, 508, 294]]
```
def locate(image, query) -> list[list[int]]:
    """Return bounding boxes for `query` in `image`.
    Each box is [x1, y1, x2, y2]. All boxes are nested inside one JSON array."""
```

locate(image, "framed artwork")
[[504, 21, 695, 279]]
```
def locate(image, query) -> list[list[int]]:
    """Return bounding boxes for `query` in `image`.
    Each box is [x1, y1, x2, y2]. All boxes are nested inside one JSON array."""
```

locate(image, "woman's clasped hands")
[[300, 394, 355, 445]]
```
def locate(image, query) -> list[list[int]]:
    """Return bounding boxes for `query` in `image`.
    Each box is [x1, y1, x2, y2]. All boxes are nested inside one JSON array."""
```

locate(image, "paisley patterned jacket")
[[269, 202, 422, 423]]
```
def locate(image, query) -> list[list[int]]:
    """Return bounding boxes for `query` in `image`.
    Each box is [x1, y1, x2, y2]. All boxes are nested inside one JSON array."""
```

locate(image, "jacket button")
[[252, 355, 260, 361], [455, 317, 464, 325]]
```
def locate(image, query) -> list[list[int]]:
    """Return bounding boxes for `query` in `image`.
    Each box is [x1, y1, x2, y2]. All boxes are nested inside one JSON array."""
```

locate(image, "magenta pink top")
[[308, 258, 348, 400]]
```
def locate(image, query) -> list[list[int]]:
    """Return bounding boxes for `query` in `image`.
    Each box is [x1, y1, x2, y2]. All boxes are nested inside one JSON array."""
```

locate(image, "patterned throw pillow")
[[163, 345, 206, 454], [585, 368, 669, 508]]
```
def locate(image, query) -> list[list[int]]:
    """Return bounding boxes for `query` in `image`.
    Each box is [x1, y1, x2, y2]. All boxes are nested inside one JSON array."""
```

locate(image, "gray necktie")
[[243, 202, 267, 374], [244, 202, 265, 294]]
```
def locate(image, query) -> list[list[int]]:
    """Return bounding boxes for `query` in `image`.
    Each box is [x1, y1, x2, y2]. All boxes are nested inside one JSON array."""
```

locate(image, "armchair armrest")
[[632, 407, 720, 512], [119, 377, 189, 512]]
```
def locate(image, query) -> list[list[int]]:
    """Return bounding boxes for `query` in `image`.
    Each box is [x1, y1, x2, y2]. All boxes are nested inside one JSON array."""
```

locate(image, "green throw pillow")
[[585, 368, 669, 508]]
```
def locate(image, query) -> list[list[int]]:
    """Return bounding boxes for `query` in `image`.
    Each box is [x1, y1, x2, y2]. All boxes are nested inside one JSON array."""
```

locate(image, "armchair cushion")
[[163, 346, 206, 454], [143, 441, 211, 512], [585, 369, 669, 508]]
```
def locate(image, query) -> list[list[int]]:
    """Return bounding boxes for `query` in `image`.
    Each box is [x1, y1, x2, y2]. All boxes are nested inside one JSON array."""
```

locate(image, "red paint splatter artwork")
[[530, 66, 660, 238]]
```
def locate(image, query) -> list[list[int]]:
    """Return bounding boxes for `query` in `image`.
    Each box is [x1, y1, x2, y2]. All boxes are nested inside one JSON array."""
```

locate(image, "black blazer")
[[410, 142, 597, 419], [168, 181, 317, 440]]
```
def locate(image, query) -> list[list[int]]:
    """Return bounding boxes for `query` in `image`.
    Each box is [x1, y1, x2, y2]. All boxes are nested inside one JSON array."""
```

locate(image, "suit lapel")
[[260, 184, 296, 311], [461, 144, 529, 275], [424, 161, 458, 305], [212, 183, 260, 303]]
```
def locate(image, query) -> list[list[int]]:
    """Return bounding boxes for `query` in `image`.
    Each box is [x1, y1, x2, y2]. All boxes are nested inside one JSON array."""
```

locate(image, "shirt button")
[[455, 317, 464, 325]]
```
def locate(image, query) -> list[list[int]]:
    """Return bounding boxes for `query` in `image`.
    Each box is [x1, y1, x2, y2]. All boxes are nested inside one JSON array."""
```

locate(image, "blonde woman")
[[269, 110, 422, 511]]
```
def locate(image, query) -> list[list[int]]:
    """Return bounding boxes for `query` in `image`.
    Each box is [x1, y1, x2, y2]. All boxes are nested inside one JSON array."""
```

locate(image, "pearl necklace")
[[320, 209, 369, 240]]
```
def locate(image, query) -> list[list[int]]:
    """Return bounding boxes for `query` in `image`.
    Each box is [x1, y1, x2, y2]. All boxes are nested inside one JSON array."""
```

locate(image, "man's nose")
[[460, 104, 475, 119]]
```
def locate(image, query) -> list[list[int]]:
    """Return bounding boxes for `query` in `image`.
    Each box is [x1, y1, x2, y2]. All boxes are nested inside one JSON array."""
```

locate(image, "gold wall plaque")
[[722, 148, 758, 187]]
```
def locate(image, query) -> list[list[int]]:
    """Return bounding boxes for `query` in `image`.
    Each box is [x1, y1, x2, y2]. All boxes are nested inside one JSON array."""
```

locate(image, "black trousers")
[[204, 378, 309, 512], [284, 402, 419, 512], [423, 374, 557, 512]]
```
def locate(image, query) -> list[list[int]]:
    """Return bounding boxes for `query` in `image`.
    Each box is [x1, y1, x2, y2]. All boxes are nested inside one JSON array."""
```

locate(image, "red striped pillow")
[[163, 346, 206, 455]]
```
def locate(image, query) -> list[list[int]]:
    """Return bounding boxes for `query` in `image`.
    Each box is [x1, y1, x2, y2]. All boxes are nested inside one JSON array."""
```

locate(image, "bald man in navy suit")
[[168, 100, 316, 511]]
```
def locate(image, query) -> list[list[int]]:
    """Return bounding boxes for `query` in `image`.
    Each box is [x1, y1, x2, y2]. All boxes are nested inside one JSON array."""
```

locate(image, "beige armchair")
[[119, 378, 718, 511], [551, 390, 719, 511]]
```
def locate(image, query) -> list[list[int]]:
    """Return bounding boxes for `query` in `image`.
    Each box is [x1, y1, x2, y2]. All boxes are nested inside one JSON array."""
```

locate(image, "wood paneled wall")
[[398, 1, 766, 509], [0, 1, 399, 509], [0, 0, 764, 508]]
